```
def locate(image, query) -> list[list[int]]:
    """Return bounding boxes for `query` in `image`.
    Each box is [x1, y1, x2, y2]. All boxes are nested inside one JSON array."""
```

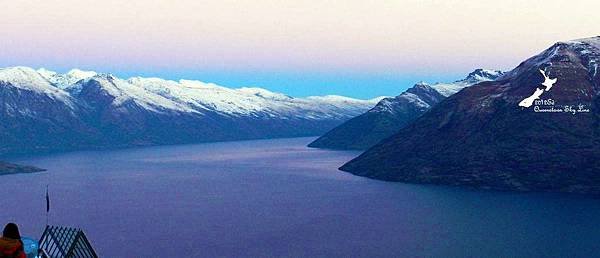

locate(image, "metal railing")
[[38, 225, 98, 258]]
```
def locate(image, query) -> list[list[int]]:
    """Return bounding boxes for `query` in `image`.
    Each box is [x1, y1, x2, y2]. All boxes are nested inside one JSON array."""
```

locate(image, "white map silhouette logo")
[[518, 69, 557, 108]]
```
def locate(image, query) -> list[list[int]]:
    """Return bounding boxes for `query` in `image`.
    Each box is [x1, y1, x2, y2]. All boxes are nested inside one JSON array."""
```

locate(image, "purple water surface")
[[1, 137, 599, 257]]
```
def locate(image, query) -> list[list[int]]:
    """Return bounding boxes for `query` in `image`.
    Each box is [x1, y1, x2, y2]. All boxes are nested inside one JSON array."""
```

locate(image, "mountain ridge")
[[308, 68, 503, 150], [340, 36, 600, 195], [0, 66, 381, 155]]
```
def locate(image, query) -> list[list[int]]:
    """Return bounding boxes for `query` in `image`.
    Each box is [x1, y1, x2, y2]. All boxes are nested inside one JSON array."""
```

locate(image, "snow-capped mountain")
[[125, 76, 381, 119], [0, 66, 76, 106], [0, 66, 381, 154], [308, 69, 503, 150], [431, 69, 504, 96], [341, 36, 600, 195]]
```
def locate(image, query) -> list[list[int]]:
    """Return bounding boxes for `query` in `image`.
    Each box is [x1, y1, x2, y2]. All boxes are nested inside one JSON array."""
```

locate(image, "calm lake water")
[[1, 137, 599, 257]]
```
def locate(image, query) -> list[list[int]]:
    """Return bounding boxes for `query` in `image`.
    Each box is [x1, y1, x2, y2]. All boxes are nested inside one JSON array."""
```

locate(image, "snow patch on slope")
[[1, 66, 384, 119], [433, 69, 503, 97], [500, 36, 600, 81], [129, 77, 379, 118], [38, 68, 97, 88], [75, 75, 198, 114], [401, 92, 431, 108], [0, 67, 75, 106], [431, 81, 472, 97], [368, 69, 503, 115]]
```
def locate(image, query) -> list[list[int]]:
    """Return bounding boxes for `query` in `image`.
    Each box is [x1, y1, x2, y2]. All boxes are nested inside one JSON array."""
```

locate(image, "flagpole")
[[46, 185, 49, 226]]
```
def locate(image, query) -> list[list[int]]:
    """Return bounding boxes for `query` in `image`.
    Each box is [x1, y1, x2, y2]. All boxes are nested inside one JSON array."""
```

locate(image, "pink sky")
[[1, 0, 599, 97]]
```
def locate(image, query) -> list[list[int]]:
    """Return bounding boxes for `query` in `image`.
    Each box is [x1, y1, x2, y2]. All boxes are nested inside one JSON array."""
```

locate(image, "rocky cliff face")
[[308, 69, 503, 150], [340, 36, 600, 195]]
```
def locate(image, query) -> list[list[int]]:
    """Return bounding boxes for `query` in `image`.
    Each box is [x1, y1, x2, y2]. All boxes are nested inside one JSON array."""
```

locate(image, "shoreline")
[[0, 161, 46, 176]]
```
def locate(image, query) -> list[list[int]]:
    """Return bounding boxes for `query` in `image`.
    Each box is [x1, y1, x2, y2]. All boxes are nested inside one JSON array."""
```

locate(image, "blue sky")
[[12, 62, 466, 99], [93, 68, 465, 99], [3, 1, 599, 99]]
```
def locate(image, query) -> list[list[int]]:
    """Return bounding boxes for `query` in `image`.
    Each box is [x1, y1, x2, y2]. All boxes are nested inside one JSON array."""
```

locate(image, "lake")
[[1, 137, 599, 257]]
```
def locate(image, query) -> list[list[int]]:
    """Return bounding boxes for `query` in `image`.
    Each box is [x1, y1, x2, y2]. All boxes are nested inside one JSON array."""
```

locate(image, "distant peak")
[[37, 68, 57, 77], [562, 36, 600, 50], [566, 35, 600, 43], [0, 66, 48, 82], [86, 73, 118, 82], [67, 69, 97, 80], [500, 35, 600, 81], [1, 66, 38, 74], [0, 66, 72, 100], [465, 69, 503, 80]]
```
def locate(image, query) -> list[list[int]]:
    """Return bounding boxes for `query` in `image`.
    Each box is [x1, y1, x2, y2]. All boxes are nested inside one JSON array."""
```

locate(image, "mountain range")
[[341, 36, 600, 195], [308, 69, 503, 150], [0, 66, 381, 155]]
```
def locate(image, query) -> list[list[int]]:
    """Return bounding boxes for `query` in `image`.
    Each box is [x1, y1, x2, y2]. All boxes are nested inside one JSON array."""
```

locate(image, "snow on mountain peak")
[[0, 66, 382, 119], [0, 66, 49, 86], [367, 68, 502, 116], [67, 69, 97, 81], [126, 76, 381, 118], [0, 67, 75, 105], [37, 68, 58, 78], [36, 68, 98, 89], [307, 95, 376, 103], [237, 87, 291, 100], [499, 36, 600, 81], [464, 68, 504, 82], [179, 79, 225, 90], [566, 36, 600, 48], [429, 68, 503, 97], [81, 74, 198, 114]]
